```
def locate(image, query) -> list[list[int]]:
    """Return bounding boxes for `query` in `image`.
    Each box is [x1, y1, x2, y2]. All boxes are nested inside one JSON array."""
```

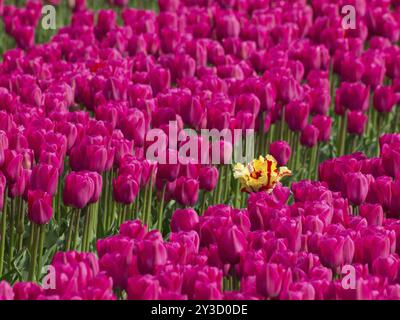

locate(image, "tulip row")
[[0, 0, 398, 300]]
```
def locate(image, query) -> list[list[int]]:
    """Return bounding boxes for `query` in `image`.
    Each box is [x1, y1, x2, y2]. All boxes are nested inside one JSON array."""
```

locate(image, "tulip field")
[[0, 0, 399, 301]]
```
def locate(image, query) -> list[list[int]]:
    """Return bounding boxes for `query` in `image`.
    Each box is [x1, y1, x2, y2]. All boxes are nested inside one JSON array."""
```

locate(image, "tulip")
[[285, 101, 310, 132], [374, 85, 397, 113], [312, 115, 332, 142], [157, 149, 180, 182], [336, 82, 370, 113], [173, 177, 199, 207], [282, 282, 316, 300], [86, 171, 103, 204], [158, 0, 179, 12], [27, 190, 53, 225], [381, 143, 400, 178], [95, 10, 117, 40], [235, 93, 261, 115], [215, 14, 240, 40], [9, 168, 29, 199], [233, 155, 291, 193], [347, 111, 368, 136], [63, 172, 95, 209], [193, 281, 223, 300], [3, 150, 23, 183], [113, 175, 139, 205], [300, 125, 319, 148], [354, 232, 391, 264], [170, 208, 199, 233], [13, 282, 43, 300], [210, 140, 233, 165], [119, 220, 147, 240], [198, 166, 219, 192], [339, 53, 365, 83], [118, 109, 146, 147], [319, 236, 354, 270], [136, 240, 168, 275], [256, 263, 292, 299], [30, 164, 59, 196], [362, 53, 386, 89], [367, 176, 393, 211], [0, 281, 14, 300], [269, 141, 291, 166], [389, 179, 400, 218], [217, 226, 247, 265], [344, 172, 370, 206], [14, 26, 35, 50], [127, 275, 160, 300], [359, 204, 384, 226], [70, 143, 108, 173], [372, 255, 399, 282]]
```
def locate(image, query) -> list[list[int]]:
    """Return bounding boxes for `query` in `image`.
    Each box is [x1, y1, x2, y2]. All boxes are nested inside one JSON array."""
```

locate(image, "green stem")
[[28, 223, 39, 282], [157, 183, 167, 233], [8, 198, 15, 268], [146, 179, 153, 226], [82, 210, 90, 252], [72, 209, 81, 250], [309, 144, 318, 180], [0, 188, 8, 278], [16, 197, 25, 252], [234, 179, 242, 208], [280, 109, 285, 141], [65, 208, 77, 251], [36, 225, 46, 281], [200, 191, 208, 214], [338, 113, 347, 156], [216, 165, 225, 204], [223, 165, 232, 203], [392, 106, 399, 132]]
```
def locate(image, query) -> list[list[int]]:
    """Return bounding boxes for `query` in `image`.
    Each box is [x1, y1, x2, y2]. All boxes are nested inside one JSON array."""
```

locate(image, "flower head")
[[233, 155, 292, 193]]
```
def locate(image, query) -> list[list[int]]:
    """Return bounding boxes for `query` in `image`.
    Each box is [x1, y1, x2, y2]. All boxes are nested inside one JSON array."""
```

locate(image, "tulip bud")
[[381, 143, 400, 178], [374, 85, 396, 113], [119, 219, 147, 240], [119, 108, 146, 147], [170, 208, 199, 233], [256, 263, 292, 298], [113, 174, 139, 205], [28, 190, 53, 225], [63, 172, 95, 209], [4, 150, 23, 183], [193, 281, 223, 300], [300, 124, 319, 148], [336, 82, 370, 113], [127, 275, 160, 300], [86, 171, 103, 204], [344, 172, 369, 206], [347, 111, 368, 136], [30, 164, 59, 196], [372, 255, 399, 282], [13, 282, 43, 300], [285, 100, 310, 132], [136, 240, 168, 275], [157, 149, 180, 182], [158, 0, 179, 12], [312, 115, 332, 142], [359, 203, 384, 226], [198, 166, 219, 191], [173, 177, 199, 207], [217, 226, 247, 265], [269, 140, 291, 166], [0, 281, 14, 300], [367, 176, 392, 210]]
